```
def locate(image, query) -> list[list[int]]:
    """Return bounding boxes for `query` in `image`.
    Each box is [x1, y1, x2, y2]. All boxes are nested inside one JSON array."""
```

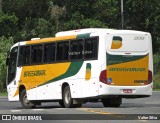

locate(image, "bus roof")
[[56, 28, 150, 37], [11, 28, 150, 49], [55, 28, 114, 37]]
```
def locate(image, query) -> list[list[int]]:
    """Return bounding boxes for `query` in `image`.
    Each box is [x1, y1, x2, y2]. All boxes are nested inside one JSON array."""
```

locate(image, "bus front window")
[[7, 47, 18, 85]]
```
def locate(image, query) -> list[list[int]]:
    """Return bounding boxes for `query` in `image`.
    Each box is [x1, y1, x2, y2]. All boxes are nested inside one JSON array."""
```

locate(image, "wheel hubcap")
[[23, 94, 29, 105], [65, 90, 70, 104]]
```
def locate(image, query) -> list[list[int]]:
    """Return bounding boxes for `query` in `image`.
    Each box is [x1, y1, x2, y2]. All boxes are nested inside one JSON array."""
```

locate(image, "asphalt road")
[[0, 92, 160, 123]]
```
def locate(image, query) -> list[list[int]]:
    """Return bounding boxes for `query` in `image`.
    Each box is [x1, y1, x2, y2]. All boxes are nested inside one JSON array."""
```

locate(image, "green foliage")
[[49, 3, 66, 31], [153, 69, 160, 90], [93, 0, 121, 28], [153, 53, 160, 74], [152, 53, 160, 90], [0, 0, 160, 91], [0, 36, 13, 90], [15, 18, 55, 41], [0, 12, 18, 37], [2, 0, 48, 20]]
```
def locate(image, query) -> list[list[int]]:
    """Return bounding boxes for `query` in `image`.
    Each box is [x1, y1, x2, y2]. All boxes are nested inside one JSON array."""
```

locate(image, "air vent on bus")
[[31, 38, 40, 40]]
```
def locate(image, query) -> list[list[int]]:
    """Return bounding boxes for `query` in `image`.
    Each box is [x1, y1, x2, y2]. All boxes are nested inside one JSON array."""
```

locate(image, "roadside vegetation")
[[154, 74, 160, 91], [0, 0, 160, 94]]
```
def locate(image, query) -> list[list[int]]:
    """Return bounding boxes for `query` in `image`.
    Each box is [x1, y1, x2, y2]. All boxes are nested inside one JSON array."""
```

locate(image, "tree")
[[0, 36, 13, 90], [0, 12, 18, 37], [49, 1, 66, 31], [0, 0, 2, 12]]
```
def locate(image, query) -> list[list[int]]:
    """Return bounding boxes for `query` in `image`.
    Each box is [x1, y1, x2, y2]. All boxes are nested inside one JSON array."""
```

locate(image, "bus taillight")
[[144, 70, 152, 85], [99, 70, 108, 84], [148, 70, 152, 84]]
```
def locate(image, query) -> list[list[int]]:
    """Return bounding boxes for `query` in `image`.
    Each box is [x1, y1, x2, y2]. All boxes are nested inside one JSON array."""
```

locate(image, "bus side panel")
[[69, 60, 100, 98], [35, 81, 61, 100]]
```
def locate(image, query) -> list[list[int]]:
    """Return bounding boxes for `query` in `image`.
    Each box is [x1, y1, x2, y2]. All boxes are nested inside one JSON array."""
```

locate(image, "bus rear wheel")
[[102, 98, 122, 107], [20, 89, 36, 109]]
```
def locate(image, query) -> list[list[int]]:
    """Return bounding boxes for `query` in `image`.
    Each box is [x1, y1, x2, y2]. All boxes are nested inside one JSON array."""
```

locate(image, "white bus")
[[6, 28, 153, 108]]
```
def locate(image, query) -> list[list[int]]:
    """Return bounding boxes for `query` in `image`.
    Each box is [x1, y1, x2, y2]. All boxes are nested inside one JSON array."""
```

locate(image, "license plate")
[[123, 89, 132, 93]]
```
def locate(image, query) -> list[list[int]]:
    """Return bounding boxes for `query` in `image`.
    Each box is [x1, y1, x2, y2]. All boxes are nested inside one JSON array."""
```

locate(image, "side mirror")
[[6, 58, 9, 66], [6, 52, 10, 66]]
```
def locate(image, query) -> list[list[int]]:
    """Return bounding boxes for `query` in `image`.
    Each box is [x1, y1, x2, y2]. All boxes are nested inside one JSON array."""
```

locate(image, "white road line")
[[55, 108, 65, 110], [10, 110, 22, 112], [140, 120, 148, 122], [31, 109, 44, 111]]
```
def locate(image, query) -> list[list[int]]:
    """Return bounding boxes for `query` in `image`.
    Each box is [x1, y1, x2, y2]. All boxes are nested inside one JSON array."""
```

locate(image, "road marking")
[[10, 110, 22, 112], [140, 120, 148, 122], [77, 108, 125, 118], [78, 108, 112, 114], [31, 109, 44, 111]]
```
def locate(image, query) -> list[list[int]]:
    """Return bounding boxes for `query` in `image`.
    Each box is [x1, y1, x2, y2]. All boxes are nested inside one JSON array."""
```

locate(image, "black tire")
[[102, 98, 122, 107], [62, 86, 74, 108], [59, 100, 65, 108], [73, 104, 82, 108], [20, 89, 36, 109]]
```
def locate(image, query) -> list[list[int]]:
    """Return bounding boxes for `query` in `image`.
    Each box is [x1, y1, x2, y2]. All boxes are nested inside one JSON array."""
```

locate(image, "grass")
[[0, 91, 7, 96], [153, 69, 160, 91]]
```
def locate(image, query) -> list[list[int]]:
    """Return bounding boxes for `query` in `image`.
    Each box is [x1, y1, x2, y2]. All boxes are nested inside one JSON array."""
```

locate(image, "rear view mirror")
[[6, 52, 10, 66], [6, 57, 9, 66]]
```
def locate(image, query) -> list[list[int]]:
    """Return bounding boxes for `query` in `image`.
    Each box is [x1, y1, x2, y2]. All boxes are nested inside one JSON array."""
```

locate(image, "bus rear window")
[[108, 35, 149, 52]]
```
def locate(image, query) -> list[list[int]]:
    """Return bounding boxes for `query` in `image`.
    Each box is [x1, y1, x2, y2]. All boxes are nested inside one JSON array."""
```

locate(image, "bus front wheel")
[[62, 86, 74, 108], [20, 89, 36, 109]]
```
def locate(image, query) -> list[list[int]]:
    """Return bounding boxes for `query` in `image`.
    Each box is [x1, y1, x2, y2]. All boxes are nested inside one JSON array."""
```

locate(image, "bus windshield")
[[7, 47, 18, 85]]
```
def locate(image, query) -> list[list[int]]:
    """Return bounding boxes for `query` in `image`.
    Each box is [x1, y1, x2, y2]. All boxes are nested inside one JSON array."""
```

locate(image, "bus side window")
[[18, 46, 30, 66], [84, 37, 98, 60], [44, 43, 55, 63], [31, 44, 43, 64], [56, 41, 69, 62], [70, 39, 83, 60]]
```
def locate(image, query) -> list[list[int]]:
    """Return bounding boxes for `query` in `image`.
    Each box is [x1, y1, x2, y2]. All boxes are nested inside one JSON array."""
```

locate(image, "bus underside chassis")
[[102, 97, 122, 107], [60, 86, 82, 108], [20, 90, 40, 109]]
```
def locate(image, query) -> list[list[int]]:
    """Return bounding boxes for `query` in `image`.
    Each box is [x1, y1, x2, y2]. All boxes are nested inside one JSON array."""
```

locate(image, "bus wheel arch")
[[61, 82, 82, 108], [19, 85, 36, 109]]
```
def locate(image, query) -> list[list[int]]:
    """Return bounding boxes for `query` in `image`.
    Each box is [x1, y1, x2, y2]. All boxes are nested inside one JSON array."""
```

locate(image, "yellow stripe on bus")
[[14, 62, 71, 96], [26, 35, 77, 44]]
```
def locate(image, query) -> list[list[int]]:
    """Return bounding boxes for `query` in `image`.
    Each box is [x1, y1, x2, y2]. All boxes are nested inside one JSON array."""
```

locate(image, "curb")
[[0, 96, 7, 99]]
